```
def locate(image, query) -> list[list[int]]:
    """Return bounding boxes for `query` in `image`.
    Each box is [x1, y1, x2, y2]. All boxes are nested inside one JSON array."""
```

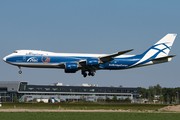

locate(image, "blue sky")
[[0, 0, 179, 88]]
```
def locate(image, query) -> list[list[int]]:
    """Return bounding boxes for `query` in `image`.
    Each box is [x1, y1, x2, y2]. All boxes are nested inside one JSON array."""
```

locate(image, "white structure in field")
[[37, 99, 48, 103]]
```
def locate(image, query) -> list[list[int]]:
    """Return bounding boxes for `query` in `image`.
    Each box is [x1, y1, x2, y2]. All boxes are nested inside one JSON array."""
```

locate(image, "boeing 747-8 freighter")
[[3, 34, 177, 77]]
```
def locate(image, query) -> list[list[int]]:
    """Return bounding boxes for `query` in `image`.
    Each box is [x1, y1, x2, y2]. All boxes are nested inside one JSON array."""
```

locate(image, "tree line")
[[139, 84, 180, 102]]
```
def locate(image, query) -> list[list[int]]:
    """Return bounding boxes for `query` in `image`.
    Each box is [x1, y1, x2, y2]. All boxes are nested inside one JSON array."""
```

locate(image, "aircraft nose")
[[3, 56, 6, 62]]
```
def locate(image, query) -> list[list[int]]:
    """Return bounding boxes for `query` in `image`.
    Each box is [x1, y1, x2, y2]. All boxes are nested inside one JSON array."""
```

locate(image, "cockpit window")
[[14, 51, 18, 53]]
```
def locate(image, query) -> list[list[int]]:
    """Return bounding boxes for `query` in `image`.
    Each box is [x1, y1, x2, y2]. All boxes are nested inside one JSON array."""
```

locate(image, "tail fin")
[[142, 34, 177, 59], [129, 34, 177, 68]]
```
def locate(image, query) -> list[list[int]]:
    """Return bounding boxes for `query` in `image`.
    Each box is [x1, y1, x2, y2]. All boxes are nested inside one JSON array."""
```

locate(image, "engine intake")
[[65, 63, 78, 73]]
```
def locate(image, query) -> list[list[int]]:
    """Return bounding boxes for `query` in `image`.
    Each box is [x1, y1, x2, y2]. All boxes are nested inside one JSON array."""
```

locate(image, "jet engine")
[[86, 58, 99, 66], [64, 63, 78, 73]]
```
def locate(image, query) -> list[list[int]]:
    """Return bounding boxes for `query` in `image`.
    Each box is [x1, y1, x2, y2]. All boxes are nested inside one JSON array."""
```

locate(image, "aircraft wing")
[[78, 49, 133, 71], [58, 49, 133, 71], [99, 49, 134, 63]]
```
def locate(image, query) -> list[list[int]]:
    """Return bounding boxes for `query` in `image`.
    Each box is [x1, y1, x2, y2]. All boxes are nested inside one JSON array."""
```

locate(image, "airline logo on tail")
[[153, 43, 171, 55], [129, 34, 177, 67]]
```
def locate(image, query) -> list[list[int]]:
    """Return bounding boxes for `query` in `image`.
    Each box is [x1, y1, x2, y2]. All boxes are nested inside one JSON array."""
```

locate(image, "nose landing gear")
[[18, 66, 22, 74]]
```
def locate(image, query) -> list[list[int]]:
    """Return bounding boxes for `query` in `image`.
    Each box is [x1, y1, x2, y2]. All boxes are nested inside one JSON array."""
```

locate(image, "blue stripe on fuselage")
[[100, 55, 141, 69], [6, 55, 142, 69]]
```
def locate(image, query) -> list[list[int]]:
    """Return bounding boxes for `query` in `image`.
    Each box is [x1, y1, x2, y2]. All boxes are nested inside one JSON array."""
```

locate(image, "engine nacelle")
[[86, 58, 99, 66], [65, 63, 78, 73]]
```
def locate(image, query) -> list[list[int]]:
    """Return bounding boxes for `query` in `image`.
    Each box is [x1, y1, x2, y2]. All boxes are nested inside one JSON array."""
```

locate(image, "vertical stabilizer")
[[153, 34, 177, 57], [142, 34, 177, 59], [129, 34, 177, 67]]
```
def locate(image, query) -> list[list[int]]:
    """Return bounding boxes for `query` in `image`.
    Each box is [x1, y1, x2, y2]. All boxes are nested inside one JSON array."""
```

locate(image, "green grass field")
[[0, 112, 180, 120], [0, 103, 179, 120], [0, 103, 168, 111]]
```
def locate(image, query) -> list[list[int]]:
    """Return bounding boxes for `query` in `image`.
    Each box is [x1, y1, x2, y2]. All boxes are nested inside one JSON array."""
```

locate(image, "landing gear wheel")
[[82, 70, 87, 77], [82, 70, 95, 77], [18, 71, 22, 74], [83, 73, 87, 77], [18, 66, 22, 74], [92, 72, 95, 76], [88, 71, 95, 76]]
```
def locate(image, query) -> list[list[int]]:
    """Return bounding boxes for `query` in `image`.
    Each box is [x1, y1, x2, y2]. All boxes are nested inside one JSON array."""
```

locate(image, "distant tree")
[[149, 96, 154, 102], [159, 96, 164, 102], [154, 84, 162, 95], [2, 97, 6, 102], [119, 85, 123, 88], [106, 96, 110, 101], [24, 96, 27, 102], [39, 101, 44, 103], [120, 97, 124, 100], [28, 100, 33, 102], [13, 96, 18, 103], [40, 96, 43, 101], [68, 100, 73, 103], [125, 97, 130, 101], [110, 86, 114, 87], [33, 98, 37, 102], [58, 95, 60, 100], [149, 86, 155, 97], [48, 97, 52, 103], [173, 96, 176, 103], [138, 84, 180, 103], [167, 94, 170, 103], [112, 95, 117, 101], [80, 95, 85, 101], [139, 87, 148, 98], [97, 97, 103, 102]]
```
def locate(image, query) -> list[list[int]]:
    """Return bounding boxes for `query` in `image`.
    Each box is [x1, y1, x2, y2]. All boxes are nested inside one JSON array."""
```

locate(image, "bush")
[[125, 97, 130, 101], [112, 95, 117, 101], [97, 97, 103, 102], [33, 98, 37, 102], [24, 97, 27, 102], [68, 100, 73, 103], [61, 101, 66, 103], [39, 101, 44, 103], [106, 96, 110, 101], [28, 100, 33, 102], [2, 97, 6, 102], [13, 96, 18, 103], [80, 95, 85, 102]]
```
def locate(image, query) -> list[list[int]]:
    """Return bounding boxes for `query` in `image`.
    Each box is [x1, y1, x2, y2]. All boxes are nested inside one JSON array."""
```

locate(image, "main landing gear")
[[18, 66, 22, 74], [82, 70, 95, 78]]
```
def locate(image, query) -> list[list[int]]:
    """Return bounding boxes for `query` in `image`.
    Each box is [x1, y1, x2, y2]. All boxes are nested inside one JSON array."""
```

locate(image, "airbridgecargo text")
[[109, 64, 128, 67]]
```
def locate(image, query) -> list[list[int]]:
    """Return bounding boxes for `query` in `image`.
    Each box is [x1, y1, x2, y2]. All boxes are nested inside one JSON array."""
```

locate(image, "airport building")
[[0, 81, 139, 103]]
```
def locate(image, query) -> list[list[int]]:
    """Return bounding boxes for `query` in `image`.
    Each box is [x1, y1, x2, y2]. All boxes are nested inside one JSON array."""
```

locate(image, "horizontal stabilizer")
[[149, 55, 176, 61]]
